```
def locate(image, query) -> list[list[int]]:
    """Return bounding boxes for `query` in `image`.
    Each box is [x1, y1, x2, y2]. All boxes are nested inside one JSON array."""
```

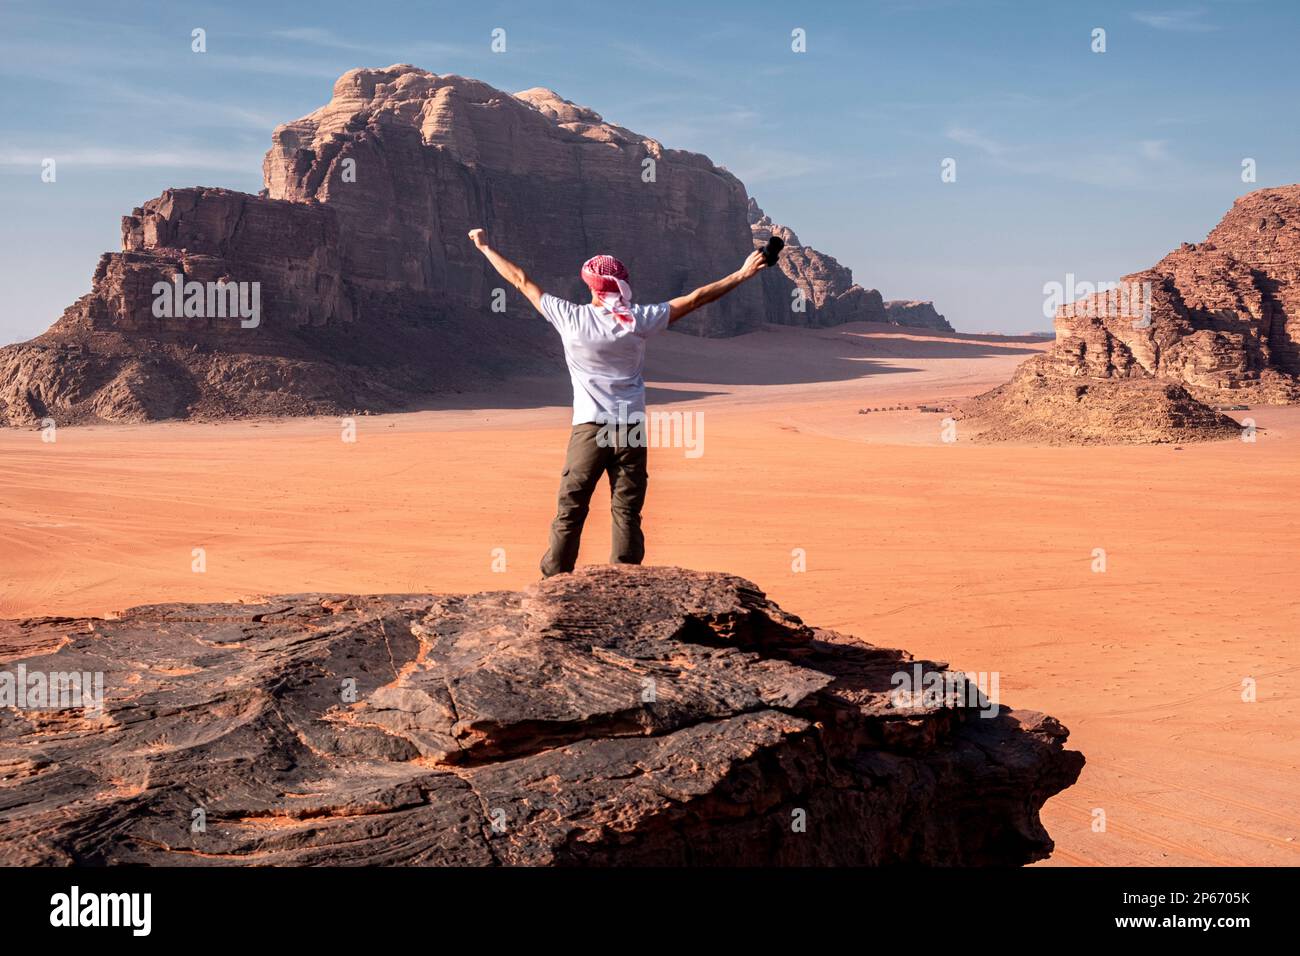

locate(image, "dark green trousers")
[[540, 423, 648, 577]]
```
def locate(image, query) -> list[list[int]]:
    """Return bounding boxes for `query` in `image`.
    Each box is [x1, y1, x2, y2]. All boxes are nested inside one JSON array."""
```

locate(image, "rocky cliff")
[[747, 199, 954, 333], [966, 185, 1300, 442], [1, 66, 946, 426], [0, 566, 1082, 866]]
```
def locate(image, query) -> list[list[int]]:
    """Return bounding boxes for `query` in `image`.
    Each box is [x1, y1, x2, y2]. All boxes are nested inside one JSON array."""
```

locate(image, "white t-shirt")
[[538, 293, 672, 426]]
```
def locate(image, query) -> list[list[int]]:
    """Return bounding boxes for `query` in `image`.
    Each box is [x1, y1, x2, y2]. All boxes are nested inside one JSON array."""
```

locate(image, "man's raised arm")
[[667, 250, 768, 324], [468, 228, 545, 313]]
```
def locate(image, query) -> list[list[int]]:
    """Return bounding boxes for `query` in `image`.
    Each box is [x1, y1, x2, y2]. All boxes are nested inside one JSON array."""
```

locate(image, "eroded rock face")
[[0, 178, 571, 425], [1, 67, 948, 426], [964, 366, 1241, 444], [0, 566, 1082, 866], [263, 72, 766, 339], [747, 199, 953, 333], [966, 185, 1300, 442]]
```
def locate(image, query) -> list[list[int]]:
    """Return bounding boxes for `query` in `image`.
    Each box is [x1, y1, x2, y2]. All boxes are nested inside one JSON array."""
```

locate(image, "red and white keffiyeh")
[[581, 255, 634, 325]]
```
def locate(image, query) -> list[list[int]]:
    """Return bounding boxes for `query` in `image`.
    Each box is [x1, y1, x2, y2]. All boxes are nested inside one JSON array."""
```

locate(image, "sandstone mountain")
[[966, 185, 1300, 443], [0, 66, 949, 426], [747, 199, 953, 333], [0, 566, 1082, 865]]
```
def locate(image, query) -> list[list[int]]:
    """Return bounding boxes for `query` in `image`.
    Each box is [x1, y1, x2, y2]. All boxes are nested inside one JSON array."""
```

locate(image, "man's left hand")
[[739, 249, 768, 280]]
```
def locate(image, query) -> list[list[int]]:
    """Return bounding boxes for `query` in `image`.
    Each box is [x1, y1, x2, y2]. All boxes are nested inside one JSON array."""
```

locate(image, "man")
[[468, 227, 768, 577]]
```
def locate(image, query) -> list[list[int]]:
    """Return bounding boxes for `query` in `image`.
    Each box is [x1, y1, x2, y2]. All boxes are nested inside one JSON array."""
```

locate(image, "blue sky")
[[1, 0, 1296, 342]]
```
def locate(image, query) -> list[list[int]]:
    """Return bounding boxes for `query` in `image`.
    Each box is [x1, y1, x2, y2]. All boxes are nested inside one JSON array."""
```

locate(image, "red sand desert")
[[2, 322, 1297, 866]]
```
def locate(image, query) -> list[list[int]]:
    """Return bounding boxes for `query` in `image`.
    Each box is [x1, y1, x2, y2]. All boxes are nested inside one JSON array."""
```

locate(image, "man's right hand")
[[468, 229, 546, 312]]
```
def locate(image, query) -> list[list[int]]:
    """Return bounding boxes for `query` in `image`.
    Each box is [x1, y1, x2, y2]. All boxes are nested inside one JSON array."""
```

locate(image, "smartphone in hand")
[[761, 235, 785, 266]]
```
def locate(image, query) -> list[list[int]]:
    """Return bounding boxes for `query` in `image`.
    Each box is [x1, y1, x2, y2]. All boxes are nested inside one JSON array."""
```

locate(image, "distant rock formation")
[[966, 372, 1241, 444], [0, 566, 1082, 866], [0, 66, 949, 426], [884, 299, 953, 332], [967, 185, 1300, 443], [747, 199, 954, 332]]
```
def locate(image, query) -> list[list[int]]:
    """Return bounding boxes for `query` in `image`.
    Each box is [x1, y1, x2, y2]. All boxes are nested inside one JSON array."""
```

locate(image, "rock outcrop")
[[883, 299, 953, 332], [0, 566, 1082, 866], [747, 199, 954, 333], [1, 66, 948, 426], [965, 371, 1241, 444], [966, 185, 1300, 442]]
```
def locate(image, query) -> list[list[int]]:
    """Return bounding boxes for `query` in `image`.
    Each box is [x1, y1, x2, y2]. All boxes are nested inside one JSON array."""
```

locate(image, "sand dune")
[[2, 323, 1296, 866]]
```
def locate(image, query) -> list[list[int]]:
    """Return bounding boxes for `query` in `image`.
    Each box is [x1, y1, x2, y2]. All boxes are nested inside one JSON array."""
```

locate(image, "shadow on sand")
[[402, 323, 1048, 412]]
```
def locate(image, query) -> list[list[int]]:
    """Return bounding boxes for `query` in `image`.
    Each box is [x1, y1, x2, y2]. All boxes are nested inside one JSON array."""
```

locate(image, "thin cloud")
[[605, 41, 715, 84], [268, 26, 468, 63], [724, 148, 834, 185], [1139, 139, 1171, 161], [0, 61, 285, 132], [946, 126, 1009, 157], [942, 125, 1191, 188], [1131, 8, 1220, 32], [0, 146, 261, 173], [270, 27, 377, 52], [207, 53, 346, 80], [101, 81, 283, 131]]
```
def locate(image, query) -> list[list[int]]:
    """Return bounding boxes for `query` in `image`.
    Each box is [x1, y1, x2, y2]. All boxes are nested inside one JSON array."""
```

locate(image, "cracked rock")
[[0, 566, 1082, 865]]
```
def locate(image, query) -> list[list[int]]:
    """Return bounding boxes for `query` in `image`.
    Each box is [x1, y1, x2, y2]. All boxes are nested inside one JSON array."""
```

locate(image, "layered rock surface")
[[0, 566, 1082, 866], [1, 66, 946, 426], [967, 185, 1300, 442]]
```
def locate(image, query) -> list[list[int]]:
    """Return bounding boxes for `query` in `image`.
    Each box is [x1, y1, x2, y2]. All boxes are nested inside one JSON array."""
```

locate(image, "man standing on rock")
[[468, 228, 768, 576]]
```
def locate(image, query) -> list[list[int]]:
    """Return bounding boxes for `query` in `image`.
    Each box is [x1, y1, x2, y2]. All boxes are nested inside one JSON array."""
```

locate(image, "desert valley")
[[3, 322, 1299, 865]]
